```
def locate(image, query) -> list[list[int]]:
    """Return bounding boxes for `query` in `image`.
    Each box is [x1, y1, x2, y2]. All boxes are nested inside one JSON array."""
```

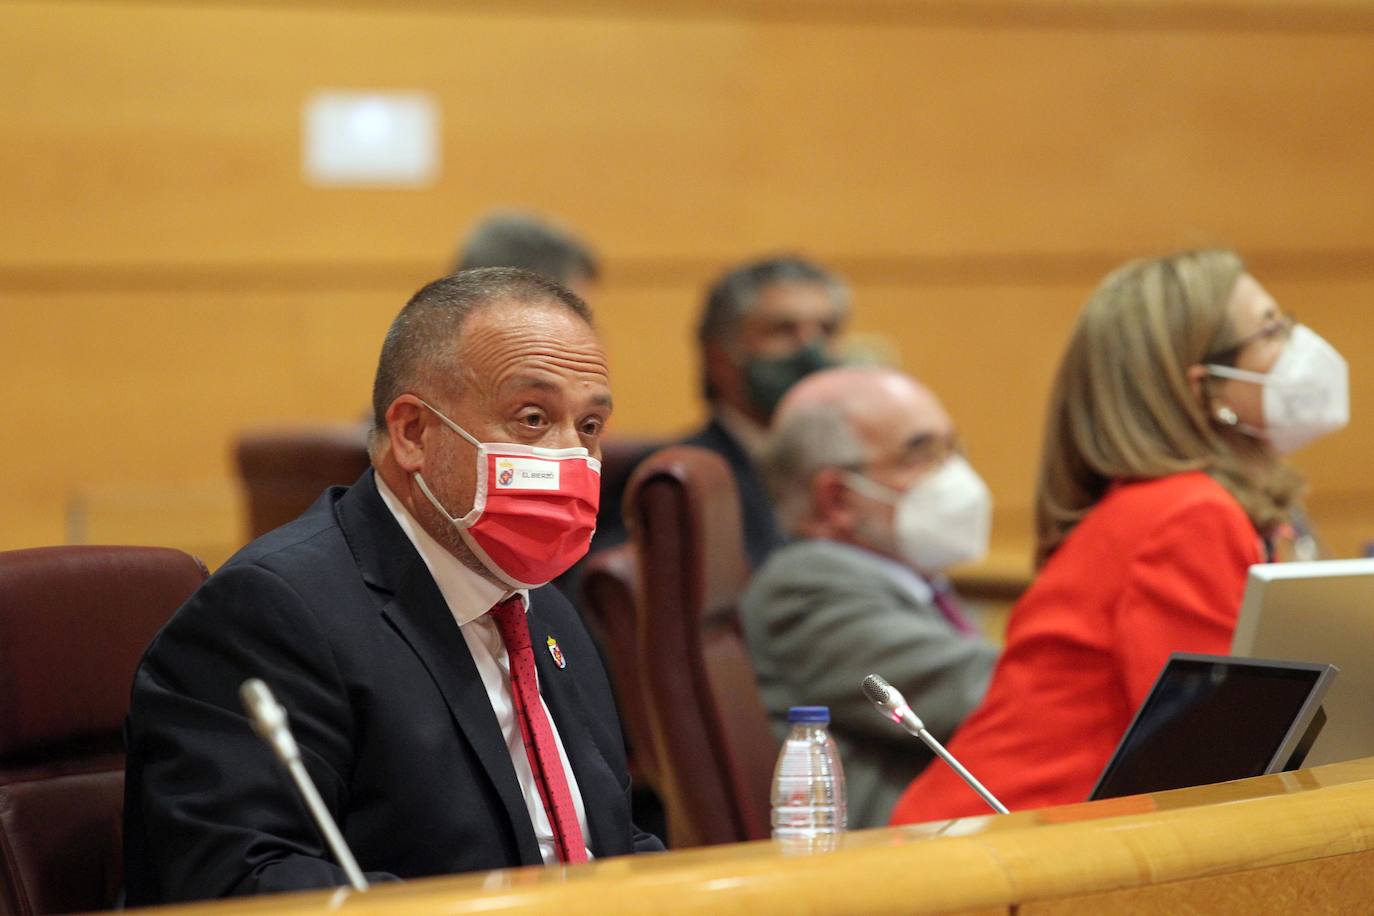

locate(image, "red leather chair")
[[595, 437, 665, 516], [0, 545, 207, 915], [233, 422, 372, 539], [578, 543, 659, 789], [624, 446, 777, 848]]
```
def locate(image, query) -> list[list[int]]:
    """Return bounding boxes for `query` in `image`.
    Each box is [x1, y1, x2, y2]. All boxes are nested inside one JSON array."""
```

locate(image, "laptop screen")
[[1089, 654, 1335, 801]]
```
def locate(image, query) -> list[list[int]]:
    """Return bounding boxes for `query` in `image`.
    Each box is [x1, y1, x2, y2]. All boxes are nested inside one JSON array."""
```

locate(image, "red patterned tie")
[[489, 595, 589, 864]]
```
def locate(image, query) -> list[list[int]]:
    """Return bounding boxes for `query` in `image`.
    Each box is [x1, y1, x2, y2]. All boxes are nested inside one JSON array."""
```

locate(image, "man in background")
[[684, 255, 849, 567], [455, 210, 600, 303], [741, 366, 997, 827]]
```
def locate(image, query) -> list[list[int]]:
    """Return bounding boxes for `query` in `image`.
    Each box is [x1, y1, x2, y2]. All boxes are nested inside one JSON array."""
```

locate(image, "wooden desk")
[[136, 757, 1374, 915]]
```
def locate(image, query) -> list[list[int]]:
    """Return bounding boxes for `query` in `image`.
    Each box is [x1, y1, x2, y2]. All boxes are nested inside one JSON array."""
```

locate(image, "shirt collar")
[[375, 474, 529, 625], [714, 404, 770, 461]]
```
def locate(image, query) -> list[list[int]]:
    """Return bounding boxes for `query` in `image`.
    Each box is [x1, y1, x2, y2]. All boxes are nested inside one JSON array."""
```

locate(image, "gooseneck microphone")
[[240, 679, 370, 892], [861, 674, 1009, 815]]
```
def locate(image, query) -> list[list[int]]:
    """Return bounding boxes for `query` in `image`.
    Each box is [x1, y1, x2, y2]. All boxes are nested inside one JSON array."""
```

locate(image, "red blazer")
[[889, 471, 1264, 824]]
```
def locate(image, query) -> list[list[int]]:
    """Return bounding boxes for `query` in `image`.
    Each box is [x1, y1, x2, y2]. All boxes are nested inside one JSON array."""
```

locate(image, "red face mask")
[[413, 399, 601, 589]]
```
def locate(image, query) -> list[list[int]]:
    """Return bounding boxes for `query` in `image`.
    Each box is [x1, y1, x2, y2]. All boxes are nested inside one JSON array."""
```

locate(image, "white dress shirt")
[[376, 476, 592, 864]]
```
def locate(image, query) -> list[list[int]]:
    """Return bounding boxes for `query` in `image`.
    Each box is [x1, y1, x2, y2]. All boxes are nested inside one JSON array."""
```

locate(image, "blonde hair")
[[1034, 249, 1301, 568]]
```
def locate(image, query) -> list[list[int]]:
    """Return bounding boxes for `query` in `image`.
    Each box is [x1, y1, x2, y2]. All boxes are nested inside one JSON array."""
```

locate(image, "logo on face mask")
[[492, 457, 563, 490]]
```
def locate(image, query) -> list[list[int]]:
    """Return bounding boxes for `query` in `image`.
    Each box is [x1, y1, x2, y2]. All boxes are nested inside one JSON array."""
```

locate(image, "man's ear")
[[384, 396, 428, 473], [704, 340, 741, 397], [810, 467, 856, 534]]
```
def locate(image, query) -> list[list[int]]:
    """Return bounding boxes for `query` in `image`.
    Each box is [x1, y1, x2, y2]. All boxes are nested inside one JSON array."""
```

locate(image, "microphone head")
[[863, 673, 926, 733], [240, 678, 301, 764], [240, 678, 287, 737], [862, 673, 895, 707]]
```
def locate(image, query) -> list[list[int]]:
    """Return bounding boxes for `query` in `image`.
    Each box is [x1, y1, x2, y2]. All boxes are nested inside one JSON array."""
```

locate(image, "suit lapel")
[[526, 597, 621, 858], [336, 472, 544, 865]]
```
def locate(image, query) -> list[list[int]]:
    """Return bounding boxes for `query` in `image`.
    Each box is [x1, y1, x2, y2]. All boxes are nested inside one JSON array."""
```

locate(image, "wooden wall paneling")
[[592, 281, 709, 439], [734, 20, 1374, 257], [5, 3, 1374, 269], [2, 0, 1372, 564], [0, 1, 752, 267], [0, 287, 404, 557]]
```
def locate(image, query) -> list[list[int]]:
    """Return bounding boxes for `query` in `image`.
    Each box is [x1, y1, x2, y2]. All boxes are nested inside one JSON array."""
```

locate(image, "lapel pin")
[[546, 635, 566, 669]]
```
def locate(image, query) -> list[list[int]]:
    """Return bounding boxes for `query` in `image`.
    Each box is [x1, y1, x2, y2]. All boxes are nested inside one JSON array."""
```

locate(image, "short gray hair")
[[695, 255, 849, 401], [696, 255, 848, 347], [763, 403, 867, 533]]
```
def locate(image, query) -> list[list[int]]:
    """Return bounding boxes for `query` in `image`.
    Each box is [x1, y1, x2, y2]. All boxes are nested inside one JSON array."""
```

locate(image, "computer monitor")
[[1089, 653, 1336, 801], [1231, 558, 1374, 767]]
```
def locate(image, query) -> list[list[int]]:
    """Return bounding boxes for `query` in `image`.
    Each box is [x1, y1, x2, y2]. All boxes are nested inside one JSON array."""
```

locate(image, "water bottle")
[[770, 706, 846, 847]]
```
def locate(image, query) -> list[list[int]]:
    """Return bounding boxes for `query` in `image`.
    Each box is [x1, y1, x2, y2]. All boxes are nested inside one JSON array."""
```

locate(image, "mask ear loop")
[[839, 470, 901, 505], [414, 471, 473, 527], [412, 398, 487, 525], [1200, 368, 1271, 442], [1201, 363, 1245, 430], [415, 398, 483, 448]]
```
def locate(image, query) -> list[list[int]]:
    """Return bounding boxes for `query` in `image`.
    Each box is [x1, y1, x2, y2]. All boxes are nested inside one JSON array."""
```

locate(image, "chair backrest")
[[578, 544, 658, 789], [0, 545, 207, 916], [624, 446, 777, 848], [596, 437, 666, 515], [233, 422, 371, 539]]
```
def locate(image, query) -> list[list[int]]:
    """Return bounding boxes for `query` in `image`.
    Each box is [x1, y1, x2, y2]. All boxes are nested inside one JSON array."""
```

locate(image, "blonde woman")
[[890, 250, 1348, 822]]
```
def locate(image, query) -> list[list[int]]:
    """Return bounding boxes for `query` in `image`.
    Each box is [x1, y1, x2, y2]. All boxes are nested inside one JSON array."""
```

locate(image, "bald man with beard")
[[740, 367, 998, 828]]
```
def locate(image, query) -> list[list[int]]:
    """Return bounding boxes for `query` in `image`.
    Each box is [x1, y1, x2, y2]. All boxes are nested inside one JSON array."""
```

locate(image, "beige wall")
[[3, 0, 1372, 567]]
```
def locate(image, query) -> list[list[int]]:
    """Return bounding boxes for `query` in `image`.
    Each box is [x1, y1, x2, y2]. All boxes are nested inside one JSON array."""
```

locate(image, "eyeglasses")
[[1205, 313, 1296, 366], [848, 434, 963, 477]]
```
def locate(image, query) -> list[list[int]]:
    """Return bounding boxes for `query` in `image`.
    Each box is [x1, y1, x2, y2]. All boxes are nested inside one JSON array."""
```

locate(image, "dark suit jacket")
[[681, 417, 783, 569], [123, 471, 661, 905]]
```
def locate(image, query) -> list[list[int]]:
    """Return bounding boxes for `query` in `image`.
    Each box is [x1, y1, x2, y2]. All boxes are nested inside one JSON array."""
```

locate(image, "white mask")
[[843, 455, 993, 572], [1206, 324, 1349, 455]]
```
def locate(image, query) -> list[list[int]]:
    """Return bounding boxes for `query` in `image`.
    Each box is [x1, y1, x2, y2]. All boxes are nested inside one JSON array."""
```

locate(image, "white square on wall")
[[302, 90, 440, 187]]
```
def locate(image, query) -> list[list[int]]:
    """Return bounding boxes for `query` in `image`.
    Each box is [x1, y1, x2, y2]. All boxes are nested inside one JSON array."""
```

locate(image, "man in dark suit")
[[576, 256, 849, 574], [124, 269, 662, 905], [684, 255, 849, 567]]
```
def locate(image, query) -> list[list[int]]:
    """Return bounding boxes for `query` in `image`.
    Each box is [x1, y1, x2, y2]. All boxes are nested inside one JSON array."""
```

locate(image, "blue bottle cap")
[[787, 706, 830, 724]]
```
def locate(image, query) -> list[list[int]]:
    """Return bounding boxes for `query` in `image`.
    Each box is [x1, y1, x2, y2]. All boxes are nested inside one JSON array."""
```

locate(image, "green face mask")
[[743, 342, 836, 420]]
